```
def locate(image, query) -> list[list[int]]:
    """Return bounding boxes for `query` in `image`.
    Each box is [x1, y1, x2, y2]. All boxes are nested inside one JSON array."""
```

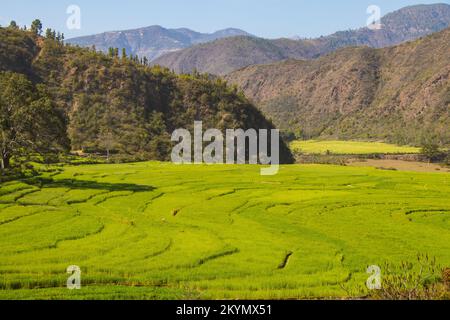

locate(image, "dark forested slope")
[[0, 27, 293, 164]]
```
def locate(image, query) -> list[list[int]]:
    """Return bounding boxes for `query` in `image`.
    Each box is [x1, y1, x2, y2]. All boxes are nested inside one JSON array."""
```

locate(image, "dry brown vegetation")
[[348, 160, 450, 173], [226, 28, 450, 146]]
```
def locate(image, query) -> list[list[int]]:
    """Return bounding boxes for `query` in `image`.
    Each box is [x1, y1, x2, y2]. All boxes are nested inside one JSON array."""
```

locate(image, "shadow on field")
[[24, 177, 155, 192]]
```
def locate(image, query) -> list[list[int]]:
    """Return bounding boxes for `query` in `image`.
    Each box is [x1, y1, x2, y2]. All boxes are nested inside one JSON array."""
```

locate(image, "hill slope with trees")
[[0, 25, 293, 168]]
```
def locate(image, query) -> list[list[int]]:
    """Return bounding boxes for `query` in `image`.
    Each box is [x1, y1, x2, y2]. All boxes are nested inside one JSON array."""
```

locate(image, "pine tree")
[[9, 21, 19, 29], [30, 19, 43, 35], [45, 28, 54, 39]]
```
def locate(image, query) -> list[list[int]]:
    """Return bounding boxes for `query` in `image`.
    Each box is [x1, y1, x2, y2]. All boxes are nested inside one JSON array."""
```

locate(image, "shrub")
[[420, 143, 445, 162], [370, 254, 448, 300]]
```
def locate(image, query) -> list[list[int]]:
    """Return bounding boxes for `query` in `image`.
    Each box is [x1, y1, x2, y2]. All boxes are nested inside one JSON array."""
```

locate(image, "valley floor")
[[0, 163, 449, 299], [348, 159, 450, 173], [290, 140, 421, 155]]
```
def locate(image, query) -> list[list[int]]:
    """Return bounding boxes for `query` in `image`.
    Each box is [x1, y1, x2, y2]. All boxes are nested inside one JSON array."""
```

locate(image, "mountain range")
[[67, 26, 252, 61], [153, 3, 450, 75], [225, 26, 450, 146]]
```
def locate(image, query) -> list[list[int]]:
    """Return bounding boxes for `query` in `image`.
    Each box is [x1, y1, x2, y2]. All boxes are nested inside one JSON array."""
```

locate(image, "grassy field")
[[0, 162, 449, 300], [290, 140, 421, 155]]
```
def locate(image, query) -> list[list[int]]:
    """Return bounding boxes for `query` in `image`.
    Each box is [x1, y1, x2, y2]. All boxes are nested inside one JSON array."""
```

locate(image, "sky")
[[0, 0, 449, 39]]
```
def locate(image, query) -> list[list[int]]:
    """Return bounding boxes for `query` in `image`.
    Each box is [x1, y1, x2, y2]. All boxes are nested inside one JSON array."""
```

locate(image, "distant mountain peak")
[[67, 26, 253, 61], [215, 28, 251, 34]]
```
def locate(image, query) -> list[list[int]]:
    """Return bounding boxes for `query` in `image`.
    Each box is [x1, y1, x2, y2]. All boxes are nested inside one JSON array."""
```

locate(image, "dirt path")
[[348, 159, 450, 173]]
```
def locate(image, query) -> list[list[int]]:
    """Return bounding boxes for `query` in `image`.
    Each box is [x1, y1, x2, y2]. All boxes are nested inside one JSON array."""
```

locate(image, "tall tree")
[[9, 21, 19, 29], [45, 28, 54, 39], [421, 142, 443, 163], [30, 19, 43, 35], [98, 129, 117, 161], [0, 72, 69, 169]]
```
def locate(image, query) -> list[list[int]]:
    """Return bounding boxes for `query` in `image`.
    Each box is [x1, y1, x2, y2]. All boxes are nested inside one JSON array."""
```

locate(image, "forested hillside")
[[0, 26, 293, 167]]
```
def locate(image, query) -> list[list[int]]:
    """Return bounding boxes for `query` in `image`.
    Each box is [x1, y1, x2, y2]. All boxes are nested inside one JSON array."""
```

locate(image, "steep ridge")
[[153, 4, 450, 75], [225, 28, 450, 145], [68, 26, 252, 61]]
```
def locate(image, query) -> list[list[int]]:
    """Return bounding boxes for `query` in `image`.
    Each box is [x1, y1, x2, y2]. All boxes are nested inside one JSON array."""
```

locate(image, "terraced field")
[[0, 162, 449, 299], [291, 140, 421, 155]]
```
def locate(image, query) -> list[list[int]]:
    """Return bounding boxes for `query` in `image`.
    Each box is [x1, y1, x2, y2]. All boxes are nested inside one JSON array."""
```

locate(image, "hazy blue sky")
[[1, 0, 448, 39]]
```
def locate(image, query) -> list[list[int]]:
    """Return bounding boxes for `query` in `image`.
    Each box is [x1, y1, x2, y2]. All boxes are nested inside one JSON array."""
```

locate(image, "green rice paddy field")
[[290, 140, 421, 155], [0, 162, 449, 300]]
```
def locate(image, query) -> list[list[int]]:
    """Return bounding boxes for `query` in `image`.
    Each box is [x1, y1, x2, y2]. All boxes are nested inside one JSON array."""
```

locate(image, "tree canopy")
[[0, 71, 69, 169], [30, 19, 43, 35]]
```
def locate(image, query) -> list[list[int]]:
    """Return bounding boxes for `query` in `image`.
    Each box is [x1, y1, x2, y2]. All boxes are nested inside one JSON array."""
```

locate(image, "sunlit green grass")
[[290, 140, 421, 155], [0, 162, 449, 299]]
